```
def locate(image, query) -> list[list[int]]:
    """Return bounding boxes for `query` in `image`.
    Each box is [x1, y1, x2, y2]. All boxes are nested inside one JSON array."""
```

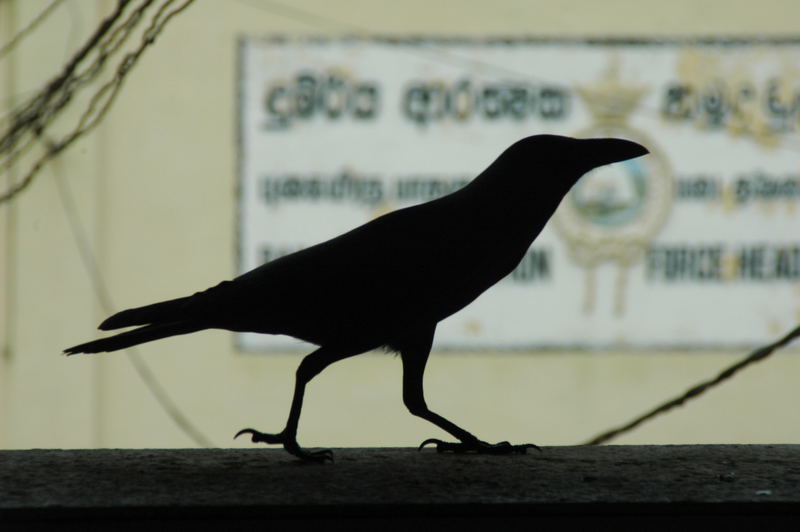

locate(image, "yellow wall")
[[2, 0, 799, 450]]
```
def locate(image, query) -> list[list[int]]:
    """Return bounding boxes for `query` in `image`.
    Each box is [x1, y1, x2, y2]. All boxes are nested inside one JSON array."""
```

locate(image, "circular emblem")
[[550, 56, 674, 315]]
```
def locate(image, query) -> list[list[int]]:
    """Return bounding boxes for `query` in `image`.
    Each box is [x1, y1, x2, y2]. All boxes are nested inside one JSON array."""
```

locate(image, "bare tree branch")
[[0, 0, 195, 205]]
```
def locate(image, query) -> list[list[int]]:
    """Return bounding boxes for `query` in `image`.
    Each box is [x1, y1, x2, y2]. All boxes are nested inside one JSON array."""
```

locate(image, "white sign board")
[[238, 38, 800, 350]]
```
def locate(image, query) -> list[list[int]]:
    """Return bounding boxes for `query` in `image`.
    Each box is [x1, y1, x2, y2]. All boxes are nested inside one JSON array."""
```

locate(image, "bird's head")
[[491, 134, 649, 194], [509, 134, 648, 171]]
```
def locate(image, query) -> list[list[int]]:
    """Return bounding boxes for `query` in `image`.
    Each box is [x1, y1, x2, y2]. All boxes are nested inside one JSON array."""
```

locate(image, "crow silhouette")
[[65, 134, 648, 462]]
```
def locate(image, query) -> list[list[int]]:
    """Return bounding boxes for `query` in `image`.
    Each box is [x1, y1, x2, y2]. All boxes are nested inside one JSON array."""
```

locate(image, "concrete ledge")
[[2, 445, 799, 527]]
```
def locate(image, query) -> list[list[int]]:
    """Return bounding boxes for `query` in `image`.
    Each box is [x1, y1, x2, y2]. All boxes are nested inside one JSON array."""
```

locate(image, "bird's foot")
[[234, 428, 333, 463], [418, 438, 540, 455]]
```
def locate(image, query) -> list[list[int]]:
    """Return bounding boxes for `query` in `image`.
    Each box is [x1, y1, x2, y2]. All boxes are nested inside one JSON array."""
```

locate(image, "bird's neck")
[[457, 171, 572, 233]]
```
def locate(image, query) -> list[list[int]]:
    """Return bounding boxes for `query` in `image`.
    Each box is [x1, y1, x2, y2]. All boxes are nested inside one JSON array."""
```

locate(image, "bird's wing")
[[201, 198, 504, 343]]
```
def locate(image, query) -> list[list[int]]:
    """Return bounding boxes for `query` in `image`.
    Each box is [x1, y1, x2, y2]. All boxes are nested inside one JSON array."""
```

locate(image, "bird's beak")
[[579, 137, 649, 168]]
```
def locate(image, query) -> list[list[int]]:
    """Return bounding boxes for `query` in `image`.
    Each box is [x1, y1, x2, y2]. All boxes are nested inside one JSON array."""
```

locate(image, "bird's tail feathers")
[[64, 321, 201, 355], [99, 296, 192, 330]]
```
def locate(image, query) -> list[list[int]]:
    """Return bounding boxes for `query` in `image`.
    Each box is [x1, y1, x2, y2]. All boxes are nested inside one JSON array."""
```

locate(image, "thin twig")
[[0, 0, 65, 58], [584, 323, 800, 445]]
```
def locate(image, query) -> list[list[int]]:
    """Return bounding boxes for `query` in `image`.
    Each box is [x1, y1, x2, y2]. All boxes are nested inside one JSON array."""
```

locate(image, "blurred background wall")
[[1, 0, 799, 450]]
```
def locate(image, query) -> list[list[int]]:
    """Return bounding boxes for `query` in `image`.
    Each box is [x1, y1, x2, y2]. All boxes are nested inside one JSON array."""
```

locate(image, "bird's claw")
[[419, 438, 540, 455], [235, 427, 283, 444], [235, 427, 333, 463], [418, 438, 448, 452]]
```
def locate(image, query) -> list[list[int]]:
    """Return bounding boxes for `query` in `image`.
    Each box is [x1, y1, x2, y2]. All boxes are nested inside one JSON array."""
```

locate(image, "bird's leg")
[[400, 328, 539, 455], [236, 345, 355, 463]]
